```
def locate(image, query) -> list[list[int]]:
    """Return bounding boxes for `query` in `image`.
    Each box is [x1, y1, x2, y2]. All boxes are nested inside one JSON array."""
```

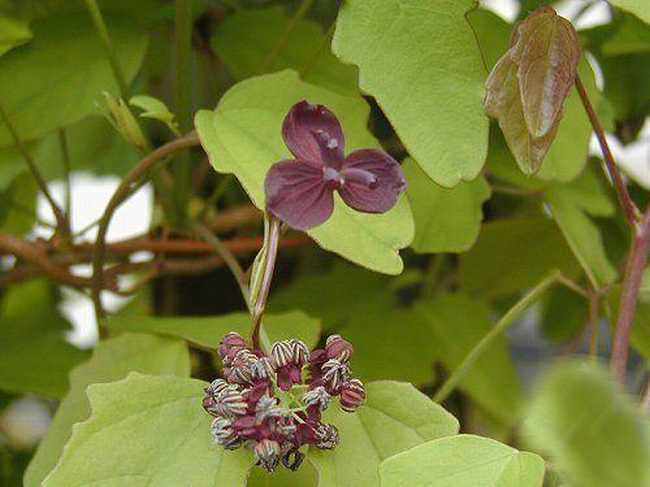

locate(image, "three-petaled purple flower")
[[264, 101, 407, 231]]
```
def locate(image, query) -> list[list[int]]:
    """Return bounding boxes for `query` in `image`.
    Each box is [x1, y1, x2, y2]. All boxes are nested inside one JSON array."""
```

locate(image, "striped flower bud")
[[210, 417, 242, 450], [218, 332, 248, 365], [321, 358, 350, 394], [325, 335, 353, 362], [270, 340, 293, 369], [207, 384, 247, 418], [228, 349, 258, 385], [339, 379, 366, 412], [250, 356, 274, 381], [290, 339, 309, 365], [254, 439, 282, 473], [274, 416, 297, 436], [255, 394, 282, 423], [303, 386, 331, 412], [314, 423, 339, 450]]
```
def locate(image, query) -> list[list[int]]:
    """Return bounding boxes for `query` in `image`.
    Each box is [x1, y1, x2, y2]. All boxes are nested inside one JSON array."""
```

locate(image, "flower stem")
[[251, 216, 281, 351], [610, 209, 650, 383], [574, 74, 640, 228], [433, 271, 560, 403], [83, 0, 130, 99]]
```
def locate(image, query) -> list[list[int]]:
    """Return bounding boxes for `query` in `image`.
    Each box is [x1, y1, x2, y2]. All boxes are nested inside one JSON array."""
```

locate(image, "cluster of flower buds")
[[202, 332, 366, 473]]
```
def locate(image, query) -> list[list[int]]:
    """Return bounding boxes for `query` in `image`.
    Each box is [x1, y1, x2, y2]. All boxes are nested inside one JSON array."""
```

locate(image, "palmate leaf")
[[195, 70, 414, 275], [24, 333, 190, 487], [403, 159, 491, 254], [523, 361, 650, 487], [332, 0, 488, 187], [379, 434, 545, 487], [0, 11, 147, 148], [43, 375, 458, 487]]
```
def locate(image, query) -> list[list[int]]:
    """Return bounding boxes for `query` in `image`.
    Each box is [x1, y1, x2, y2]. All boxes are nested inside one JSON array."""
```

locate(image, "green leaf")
[[379, 434, 545, 487], [403, 159, 491, 253], [413, 295, 522, 425], [541, 286, 587, 343], [467, 8, 511, 70], [212, 6, 358, 96], [0, 280, 88, 399], [106, 310, 321, 352], [42, 373, 252, 487], [130, 94, 180, 135], [0, 12, 147, 148], [459, 217, 580, 299], [0, 172, 37, 234], [248, 460, 318, 487], [308, 381, 459, 487], [24, 333, 190, 487], [332, 0, 488, 187], [0, 15, 32, 56], [195, 70, 414, 275], [523, 360, 650, 487], [545, 172, 618, 288], [610, 0, 650, 25]]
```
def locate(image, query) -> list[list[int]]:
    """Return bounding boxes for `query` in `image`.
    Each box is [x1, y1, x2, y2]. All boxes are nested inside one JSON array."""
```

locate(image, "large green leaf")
[[0, 280, 88, 398], [42, 373, 252, 487], [379, 434, 545, 487], [403, 159, 490, 253], [212, 6, 358, 96], [523, 361, 650, 487], [332, 0, 488, 187], [308, 381, 459, 487], [106, 310, 321, 352], [24, 333, 190, 487], [195, 70, 414, 274], [0, 12, 147, 148], [0, 15, 31, 56], [459, 217, 580, 299], [413, 295, 522, 424], [0, 172, 37, 234], [611, 0, 650, 24]]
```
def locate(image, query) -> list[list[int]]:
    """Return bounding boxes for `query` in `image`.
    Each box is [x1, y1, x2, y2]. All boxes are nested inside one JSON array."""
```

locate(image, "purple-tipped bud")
[[303, 386, 331, 412], [325, 335, 353, 362], [210, 417, 242, 450], [308, 348, 328, 384], [314, 423, 339, 450], [255, 394, 282, 423], [290, 339, 309, 365], [321, 358, 350, 394], [218, 332, 248, 365], [339, 379, 366, 412], [204, 383, 247, 418], [228, 349, 258, 385], [251, 356, 274, 381], [270, 340, 293, 369], [254, 439, 282, 473]]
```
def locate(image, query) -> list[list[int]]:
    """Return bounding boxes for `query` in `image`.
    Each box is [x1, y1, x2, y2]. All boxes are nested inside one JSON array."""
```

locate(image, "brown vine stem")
[[575, 73, 650, 384], [575, 74, 640, 228], [91, 132, 200, 324]]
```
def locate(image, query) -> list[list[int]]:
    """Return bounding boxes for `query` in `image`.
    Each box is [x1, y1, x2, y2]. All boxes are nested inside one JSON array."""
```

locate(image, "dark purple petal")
[[282, 101, 345, 168], [339, 149, 407, 214], [265, 159, 334, 231]]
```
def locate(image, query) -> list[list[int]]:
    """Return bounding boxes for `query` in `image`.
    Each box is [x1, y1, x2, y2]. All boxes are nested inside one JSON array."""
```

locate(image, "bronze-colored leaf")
[[484, 6, 579, 175], [511, 6, 581, 138], [485, 54, 559, 174]]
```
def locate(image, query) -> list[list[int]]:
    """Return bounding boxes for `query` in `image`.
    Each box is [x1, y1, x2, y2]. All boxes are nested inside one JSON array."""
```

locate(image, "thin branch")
[[194, 223, 251, 308], [610, 209, 650, 383], [433, 270, 560, 403], [91, 132, 200, 323], [575, 74, 640, 228], [58, 128, 72, 223], [83, 0, 130, 99], [588, 291, 600, 358], [0, 102, 67, 232]]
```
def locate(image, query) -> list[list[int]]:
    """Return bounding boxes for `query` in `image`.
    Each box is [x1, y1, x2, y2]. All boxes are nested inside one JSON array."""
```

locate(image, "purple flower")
[[264, 101, 407, 231]]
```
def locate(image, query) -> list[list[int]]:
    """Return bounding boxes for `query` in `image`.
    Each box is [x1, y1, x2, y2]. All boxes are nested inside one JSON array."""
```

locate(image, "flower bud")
[[228, 349, 258, 385], [255, 394, 282, 423], [321, 358, 350, 394], [303, 386, 331, 412], [254, 439, 281, 472], [325, 335, 353, 362], [270, 340, 293, 369], [314, 423, 339, 450], [218, 332, 248, 365], [250, 356, 274, 381], [307, 348, 328, 384], [290, 339, 309, 365], [205, 384, 247, 418], [210, 417, 241, 450], [339, 379, 366, 412]]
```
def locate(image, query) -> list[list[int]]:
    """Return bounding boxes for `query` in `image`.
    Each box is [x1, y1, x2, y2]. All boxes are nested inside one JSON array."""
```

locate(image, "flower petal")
[[282, 101, 345, 168], [339, 149, 407, 213], [265, 159, 334, 231]]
